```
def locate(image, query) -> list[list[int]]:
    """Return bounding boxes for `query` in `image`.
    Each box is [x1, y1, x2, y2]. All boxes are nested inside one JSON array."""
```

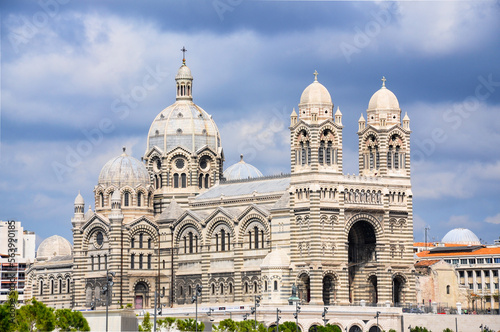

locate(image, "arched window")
[[446, 285, 450, 294], [91, 256, 94, 271], [264, 280, 268, 291], [139, 233, 143, 248], [180, 286, 184, 296], [131, 254, 135, 269], [100, 193, 104, 207], [211, 284, 215, 295], [174, 173, 179, 188], [215, 234, 219, 252], [387, 147, 393, 169], [245, 282, 249, 294], [66, 278, 70, 293], [319, 141, 325, 164], [395, 146, 400, 169], [261, 230, 264, 248], [51, 279, 54, 294], [229, 283, 233, 294], [40, 280, 43, 295], [181, 173, 187, 188], [189, 232, 193, 254], [59, 279, 62, 294], [124, 192, 130, 206], [137, 192, 142, 206], [147, 254, 152, 269], [227, 232, 230, 250], [184, 237, 187, 253], [220, 283, 224, 295], [221, 229, 226, 251], [253, 281, 258, 293], [199, 174, 203, 189], [188, 285, 192, 295], [104, 254, 107, 270], [139, 254, 143, 269], [248, 231, 252, 249], [254, 226, 259, 249], [148, 238, 152, 249], [205, 174, 209, 188], [274, 280, 278, 291], [195, 235, 199, 253], [131, 237, 135, 248], [162, 260, 166, 269]]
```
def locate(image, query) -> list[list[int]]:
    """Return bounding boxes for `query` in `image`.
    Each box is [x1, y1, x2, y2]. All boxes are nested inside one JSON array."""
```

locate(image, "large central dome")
[[146, 61, 221, 154]]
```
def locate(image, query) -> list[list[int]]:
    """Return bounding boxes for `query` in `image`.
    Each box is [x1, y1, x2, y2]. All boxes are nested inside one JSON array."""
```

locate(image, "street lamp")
[[322, 307, 329, 326], [251, 295, 261, 329], [374, 311, 380, 332], [153, 289, 164, 332], [293, 301, 301, 332], [101, 270, 115, 332], [191, 285, 202, 332]]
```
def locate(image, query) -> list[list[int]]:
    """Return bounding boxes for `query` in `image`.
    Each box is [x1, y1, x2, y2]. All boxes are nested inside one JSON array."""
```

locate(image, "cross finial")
[[313, 70, 318, 82], [381, 76, 386, 87], [181, 46, 187, 64]]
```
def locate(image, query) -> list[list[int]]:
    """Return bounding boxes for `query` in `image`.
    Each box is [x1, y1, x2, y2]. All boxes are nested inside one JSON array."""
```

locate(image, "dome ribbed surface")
[[37, 235, 72, 260], [74, 192, 84, 205], [98, 150, 150, 188], [175, 64, 192, 79], [368, 86, 400, 110], [441, 228, 481, 245], [223, 156, 263, 181]]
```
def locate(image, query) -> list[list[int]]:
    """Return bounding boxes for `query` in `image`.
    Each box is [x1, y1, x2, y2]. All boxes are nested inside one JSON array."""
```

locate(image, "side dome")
[[441, 228, 481, 245], [146, 61, 221, 155], [223, 155, 263, 181], [261, 248, 290, 268], [37, 235, 72, 261], [98, 148, 150, 188], [299, 73, 333, 106], [368, 79, 400, 110]]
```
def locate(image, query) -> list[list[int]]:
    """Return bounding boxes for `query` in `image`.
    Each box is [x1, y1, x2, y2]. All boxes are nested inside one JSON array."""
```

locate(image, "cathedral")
[[26, 54, 416, 310]]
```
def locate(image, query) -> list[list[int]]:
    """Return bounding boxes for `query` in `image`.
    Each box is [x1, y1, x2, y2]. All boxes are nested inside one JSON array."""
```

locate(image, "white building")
[[0, 220, 36, 304]]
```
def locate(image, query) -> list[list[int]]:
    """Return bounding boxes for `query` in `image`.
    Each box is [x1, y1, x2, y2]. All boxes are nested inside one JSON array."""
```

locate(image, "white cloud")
[[485, 213, 500, 225]]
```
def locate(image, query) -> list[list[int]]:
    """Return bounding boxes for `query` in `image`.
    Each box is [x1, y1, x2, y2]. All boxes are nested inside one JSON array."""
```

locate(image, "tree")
[[139, 312, 152, 332], [16, 298, 56, 332], [0, 291, 18, 332], [410, 327, 431, 332], [177, 318, 205, 332], [213, 318, 266, 332], [158, 317, 177, 331], [55, 308, 90, 331], [442, 329, 453, 332]]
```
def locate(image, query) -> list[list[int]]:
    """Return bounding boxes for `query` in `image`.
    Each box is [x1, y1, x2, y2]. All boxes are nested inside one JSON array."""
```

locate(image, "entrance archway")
[[298, 273, 310, 304], [348, 220, 376, 303], [134, 281, 149, 309], [322, 274, 336, 305], [368, 326, 381, 332], [349, 325, 362, 332], [392, 275, 405, 305]]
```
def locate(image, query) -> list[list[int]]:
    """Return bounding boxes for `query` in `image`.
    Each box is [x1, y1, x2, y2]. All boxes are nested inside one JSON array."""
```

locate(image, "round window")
[[96, 232, 104, 246], [175, 158, 185, 170], [199, 157, 210, 171]]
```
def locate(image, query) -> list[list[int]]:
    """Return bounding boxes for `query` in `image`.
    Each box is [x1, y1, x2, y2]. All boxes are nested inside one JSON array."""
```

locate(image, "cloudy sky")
[[1, 0, 499, 247]]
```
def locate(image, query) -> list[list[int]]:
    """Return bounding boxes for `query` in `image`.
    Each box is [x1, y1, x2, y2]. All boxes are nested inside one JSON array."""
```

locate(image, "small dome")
[[74, 192, 84, 205], [261, 248, 290, 268], [176, 64, 192, 80], [223, 155, 263, 181], [299, 72, 332, 106], [441, 228, 481, 245], [37, 235, 72, 261], [98, 148, 150, 188], [368, 78, 400, 110]]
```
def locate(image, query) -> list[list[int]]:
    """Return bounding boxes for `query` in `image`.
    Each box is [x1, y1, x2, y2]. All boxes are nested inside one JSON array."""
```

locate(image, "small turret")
[[335, 107, 342, 125], [358, 113, 366, 131], [403, 112, 410, 130], [74, 191, 84, 217], [290, 108, 298, 126]]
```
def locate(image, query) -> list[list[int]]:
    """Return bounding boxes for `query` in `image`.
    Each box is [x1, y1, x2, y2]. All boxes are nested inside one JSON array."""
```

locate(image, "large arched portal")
[[134, 282, 149, 309], [348, 220, 376, 303], [368, 275, 378, 304]]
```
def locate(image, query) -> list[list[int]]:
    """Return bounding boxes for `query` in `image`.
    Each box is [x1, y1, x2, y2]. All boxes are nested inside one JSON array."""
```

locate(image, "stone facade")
[[54, 58, 415, 310]]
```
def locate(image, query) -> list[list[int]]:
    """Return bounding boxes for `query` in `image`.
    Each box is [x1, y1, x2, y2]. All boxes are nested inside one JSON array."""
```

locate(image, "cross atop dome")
[[381, 76, 386, 88], [313, 70, 318, 82], [181, 46, 187, 65]]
